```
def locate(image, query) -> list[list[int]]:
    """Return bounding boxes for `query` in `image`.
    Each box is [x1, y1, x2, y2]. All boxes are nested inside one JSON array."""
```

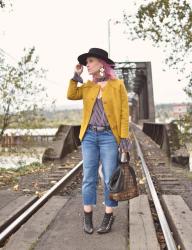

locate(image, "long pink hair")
[[92, 59, 116, 82]]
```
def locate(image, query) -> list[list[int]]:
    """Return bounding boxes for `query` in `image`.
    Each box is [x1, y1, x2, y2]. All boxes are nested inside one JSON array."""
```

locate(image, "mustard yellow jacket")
[[66, 78, 130, 144]]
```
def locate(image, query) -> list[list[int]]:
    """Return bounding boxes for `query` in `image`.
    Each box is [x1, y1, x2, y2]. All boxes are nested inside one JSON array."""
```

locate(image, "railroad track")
[[131, 122, 192, 250], [0, 124, 192, 250], [132, 129, 177, 249], [37, 147, 83, 192], [0, 159, 83, 246]]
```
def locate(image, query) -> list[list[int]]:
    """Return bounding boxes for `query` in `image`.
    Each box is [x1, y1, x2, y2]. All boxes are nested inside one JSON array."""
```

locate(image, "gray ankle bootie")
[[83, 211, 93, 234]]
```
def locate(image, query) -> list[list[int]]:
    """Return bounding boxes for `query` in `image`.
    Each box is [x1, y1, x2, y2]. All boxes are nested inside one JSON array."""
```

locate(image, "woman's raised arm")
[[67, 64, 84, 100]]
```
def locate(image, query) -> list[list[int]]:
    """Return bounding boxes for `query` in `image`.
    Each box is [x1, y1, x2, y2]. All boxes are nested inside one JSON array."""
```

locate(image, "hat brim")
[[77, 53, 115, 68]]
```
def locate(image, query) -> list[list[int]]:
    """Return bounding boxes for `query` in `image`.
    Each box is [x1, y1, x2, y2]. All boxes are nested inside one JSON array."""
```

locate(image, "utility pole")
[[108, 18, 122, 58]]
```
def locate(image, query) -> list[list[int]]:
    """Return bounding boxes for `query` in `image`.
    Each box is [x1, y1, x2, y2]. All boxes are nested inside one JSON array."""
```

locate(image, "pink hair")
[[92, 59, 116, 82]]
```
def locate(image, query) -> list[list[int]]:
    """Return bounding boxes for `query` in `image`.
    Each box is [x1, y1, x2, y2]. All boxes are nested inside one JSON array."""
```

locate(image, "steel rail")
[[132, 131, 177, 250], [0, 160, 83, 244]]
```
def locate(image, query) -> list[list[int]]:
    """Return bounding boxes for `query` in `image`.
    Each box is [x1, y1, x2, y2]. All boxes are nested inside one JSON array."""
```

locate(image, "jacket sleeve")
[[71, 72, 83, 83], [120, 80, 130, 138], [119, 138, 132, 151], [66, 78, 84, 100]]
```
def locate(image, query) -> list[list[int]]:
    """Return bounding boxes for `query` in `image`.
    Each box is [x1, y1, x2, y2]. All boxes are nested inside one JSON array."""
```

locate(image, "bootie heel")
[[96, 212, 115, 234], [83, 211, 94, 234]]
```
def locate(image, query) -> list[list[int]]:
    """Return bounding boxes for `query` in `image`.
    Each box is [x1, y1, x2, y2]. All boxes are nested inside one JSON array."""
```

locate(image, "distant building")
[[172, 104, 188, 117]]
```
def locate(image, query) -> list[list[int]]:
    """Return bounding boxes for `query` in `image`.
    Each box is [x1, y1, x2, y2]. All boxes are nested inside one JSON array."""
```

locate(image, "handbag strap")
[[118, 151, 130, 162], [120, 151, 138, 188], [126, 151, 130, 162]]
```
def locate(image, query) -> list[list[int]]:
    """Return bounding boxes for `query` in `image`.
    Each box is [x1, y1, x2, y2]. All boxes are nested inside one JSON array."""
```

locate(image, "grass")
[[0, 162, 51, 187]]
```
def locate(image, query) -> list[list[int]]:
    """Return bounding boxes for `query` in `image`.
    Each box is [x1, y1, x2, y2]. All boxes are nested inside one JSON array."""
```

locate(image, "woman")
[[67, 48, 132, 234]]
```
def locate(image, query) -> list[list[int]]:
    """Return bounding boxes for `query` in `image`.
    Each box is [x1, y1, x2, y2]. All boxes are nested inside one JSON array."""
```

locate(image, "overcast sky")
[[0, 0, 190, 109]]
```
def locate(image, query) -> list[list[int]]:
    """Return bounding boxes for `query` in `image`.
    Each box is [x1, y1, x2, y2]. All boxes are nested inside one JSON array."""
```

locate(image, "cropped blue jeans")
[[81, 127, 119, 207]]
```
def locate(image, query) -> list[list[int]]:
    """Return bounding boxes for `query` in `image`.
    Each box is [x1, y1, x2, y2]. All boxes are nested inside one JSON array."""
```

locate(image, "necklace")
[[94, 76, 107, 83]]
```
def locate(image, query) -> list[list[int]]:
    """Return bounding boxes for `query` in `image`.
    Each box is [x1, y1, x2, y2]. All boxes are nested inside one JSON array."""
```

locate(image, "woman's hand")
[[120, 147, 128, 153], [75, 64, 83, 76], [119, 137, 132, 153]]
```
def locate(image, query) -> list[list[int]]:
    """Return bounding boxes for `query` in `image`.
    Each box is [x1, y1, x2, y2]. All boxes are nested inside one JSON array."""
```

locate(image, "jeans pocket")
[[83, 127, 92, 139], [82, 128, 89, 141]]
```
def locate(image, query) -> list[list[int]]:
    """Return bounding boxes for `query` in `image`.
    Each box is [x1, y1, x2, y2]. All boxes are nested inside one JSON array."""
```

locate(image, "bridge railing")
[[142, 121, 189, 167]]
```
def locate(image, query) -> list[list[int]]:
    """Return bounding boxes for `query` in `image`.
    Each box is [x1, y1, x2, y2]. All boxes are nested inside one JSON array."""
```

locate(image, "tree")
[[0, 47, 48, 139], [0, 0, 12, 9], [123, 0, 192, 143], [0, 0, 5, 8], [123, 0, 192, 99]]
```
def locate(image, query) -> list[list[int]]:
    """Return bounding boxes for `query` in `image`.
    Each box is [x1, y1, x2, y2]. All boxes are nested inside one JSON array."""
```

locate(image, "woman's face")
[[86, 57, 103, 75]]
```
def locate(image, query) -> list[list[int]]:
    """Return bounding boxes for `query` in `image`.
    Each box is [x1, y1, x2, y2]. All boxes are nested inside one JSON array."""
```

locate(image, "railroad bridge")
[[42, 61, 190, 167], [0, 61, 192, 250]]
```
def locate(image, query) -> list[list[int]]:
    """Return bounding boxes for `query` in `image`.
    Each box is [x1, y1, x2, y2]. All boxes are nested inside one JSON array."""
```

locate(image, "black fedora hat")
[[77, 48, 115, 68]]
